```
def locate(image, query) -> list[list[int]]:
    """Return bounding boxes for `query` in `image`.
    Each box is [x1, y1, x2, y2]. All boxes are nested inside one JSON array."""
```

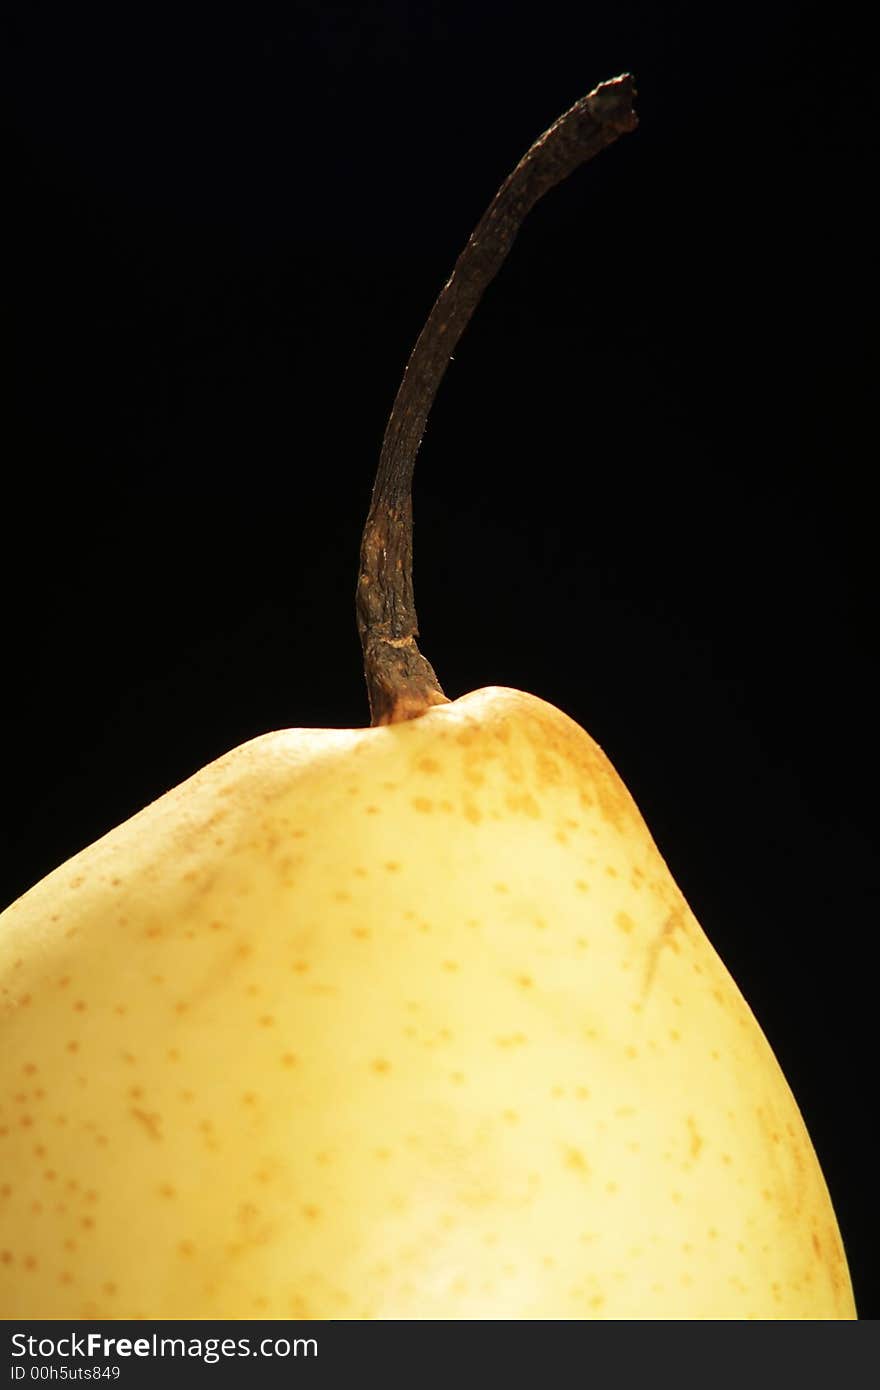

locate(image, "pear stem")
[[356, 74, 638, 726]]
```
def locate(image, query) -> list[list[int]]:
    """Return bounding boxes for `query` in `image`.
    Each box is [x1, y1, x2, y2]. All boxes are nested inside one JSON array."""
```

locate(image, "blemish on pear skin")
[[687, 1116, 703, 1159], [371, 1058, 392, 1075], [615, 911, 634, 934], [464, 763, 487, 790], [417, 756, 441, 774], [131, 1109, 163, 1141], [412, 796, 433, 813], [641, 911, 683, 1004], [536, 752, 562, 785], [564, 1146, 591, 1176], [463, 801, 482, 824]]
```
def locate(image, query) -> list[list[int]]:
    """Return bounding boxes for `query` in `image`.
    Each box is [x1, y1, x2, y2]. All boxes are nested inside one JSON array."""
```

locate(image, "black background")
[[3, 2, 876, 1318]]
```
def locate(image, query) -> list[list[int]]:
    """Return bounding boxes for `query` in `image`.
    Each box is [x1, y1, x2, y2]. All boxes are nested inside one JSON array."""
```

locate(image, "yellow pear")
[[0, 687, 855, 1319], [0, 76, 855, 1320]]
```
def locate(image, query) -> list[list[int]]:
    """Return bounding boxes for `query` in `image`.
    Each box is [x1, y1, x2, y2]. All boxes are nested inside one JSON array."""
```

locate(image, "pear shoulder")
[[1, 687, 642, 930]]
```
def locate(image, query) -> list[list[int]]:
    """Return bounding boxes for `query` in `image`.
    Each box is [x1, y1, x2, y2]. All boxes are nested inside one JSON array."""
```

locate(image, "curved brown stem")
[[357, 73, 638, 725]]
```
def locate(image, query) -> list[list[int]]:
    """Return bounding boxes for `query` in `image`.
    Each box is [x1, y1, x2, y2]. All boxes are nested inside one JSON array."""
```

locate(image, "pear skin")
[[0, 687, 855, 1318]]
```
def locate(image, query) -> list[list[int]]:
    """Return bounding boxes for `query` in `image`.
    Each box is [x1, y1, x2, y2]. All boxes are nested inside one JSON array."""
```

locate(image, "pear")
[[0, 687, 855, 1319], [0, 77, 855, 1319]]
